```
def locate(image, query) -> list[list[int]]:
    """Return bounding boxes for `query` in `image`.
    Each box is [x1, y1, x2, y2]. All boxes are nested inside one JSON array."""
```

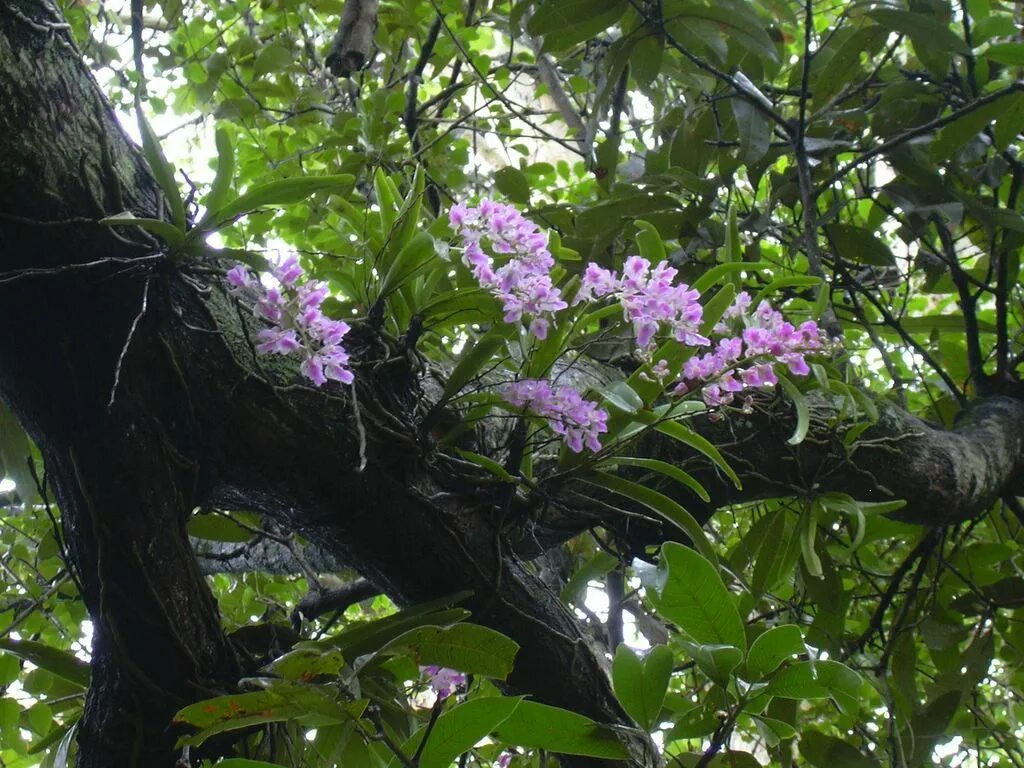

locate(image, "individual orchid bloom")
[[421, 665, 467, 699]]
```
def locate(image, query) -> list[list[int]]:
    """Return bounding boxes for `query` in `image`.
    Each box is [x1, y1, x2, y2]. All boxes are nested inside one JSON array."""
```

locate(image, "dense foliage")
[[2, 0, 1024, 766]]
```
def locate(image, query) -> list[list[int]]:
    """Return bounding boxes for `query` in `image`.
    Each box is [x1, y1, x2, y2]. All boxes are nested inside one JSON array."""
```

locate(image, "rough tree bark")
[[1, 2, 1023, 767]]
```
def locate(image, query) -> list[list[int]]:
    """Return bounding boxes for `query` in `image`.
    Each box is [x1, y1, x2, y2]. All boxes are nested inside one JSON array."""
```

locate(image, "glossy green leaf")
[[745, 625, 804, 680], [651, 542, 746, 652], [0, 640, 89, 689], [612, 644, 673, 729], [99, 213, 186, 248], [199, 174, 355, 232], [493, 700, 629, 759], [580, 471, 716, 563], [766, 660, 863, 715], [369, 623, 519, 680], [136, 107, 186, 228], [405, 697, 521, 768]]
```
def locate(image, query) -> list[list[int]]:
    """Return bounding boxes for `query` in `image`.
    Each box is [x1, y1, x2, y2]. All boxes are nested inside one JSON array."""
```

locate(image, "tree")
[[1, 0, 1023, 766]]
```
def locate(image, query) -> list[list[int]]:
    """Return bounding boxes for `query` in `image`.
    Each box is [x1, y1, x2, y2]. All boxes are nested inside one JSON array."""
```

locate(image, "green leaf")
[[175, 688, 365, 746], [931, 97, 1009, 161], [451, 449, 517, 483], [215, 761, 290, 768], [198, 174, 355, 232], [493, 700, 629, 759], [262, 647, 345, 681], [253, 42, 293, 78], [651, 542, 746, 652], [678, 640, 743, 684], [652, 420, 741, 489], [319, 593, 473, 659], [778, 375, 810, 446], [370, 623, 519, 680], [0, 639, 89, 689], [814, 26, 890, 104], [630, 32, 664, 87], [635, 220, 667, 263], [601, 381, 644, 414], [604, 457, 710, 502], [438, 326, 515, 404], [0, 402, 35, 505], [984, 42, 1024, 66], [560, 551, 618, 606], [136, 107, 186, 229], [766, 660, 863, 715], [205, 127, 235, 219], [186, 513, 253, 543], [691, 262, 773, 295], [379, 231, 438, 299], [494, 167, 531, 205], [612, 644, 673, 729], [406, 697, 521, 768], [580, 471, 716, 563], [799, 502, 823, 579], [867, 9, 969, 54], [99, 213, 186, 248], [527, 0, 627, 52], [824, 224, 895, 266], [664, 1, 779, 61], [799, 730, 880, 768], [745, 625, 804, 680], [731, 97, 771, 166]]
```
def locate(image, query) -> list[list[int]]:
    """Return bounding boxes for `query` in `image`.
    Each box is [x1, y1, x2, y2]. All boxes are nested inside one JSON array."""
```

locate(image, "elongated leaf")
[[439, 327, 514, 403], [604, 457, 710, 502], [778, 375, 810, 446], [612, 645, 673, 729], [825, 224, 894, 266], [635, 220, 667, 263], [205, 127, 235, 220], [199, 174, 354, 232], [379, 231, 438, 299], [868, 9, 968, 54], [493, 700, 629, 759], [319, 592, 472, 658], [136, 107, 185, 228], [691, 262, 773, 295], [653, 420, 741, 488], [580, 471, 716, 563], [0, 402, 35, 505], [405, 697, 521, 768], [99, 213, 186, 248], [560, 551, 618, 606], [732, 97, 770, 166], [369, 623, 519, 680], [650, 542, 746, 652], [0, 639, 89, 689]]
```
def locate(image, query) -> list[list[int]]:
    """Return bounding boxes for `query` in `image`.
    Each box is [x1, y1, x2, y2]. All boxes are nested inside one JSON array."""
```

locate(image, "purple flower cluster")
[[675, 291, 824, 407], [226, 257, 354, 387], [449, 200, 568, 339], [576, 257, 707, 352], [503, 379, 609, 453], [421, 665, 467, 699]]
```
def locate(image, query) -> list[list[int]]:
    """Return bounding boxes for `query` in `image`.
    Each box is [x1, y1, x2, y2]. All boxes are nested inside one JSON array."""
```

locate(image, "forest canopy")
[[1, 0, 1024, 767]]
